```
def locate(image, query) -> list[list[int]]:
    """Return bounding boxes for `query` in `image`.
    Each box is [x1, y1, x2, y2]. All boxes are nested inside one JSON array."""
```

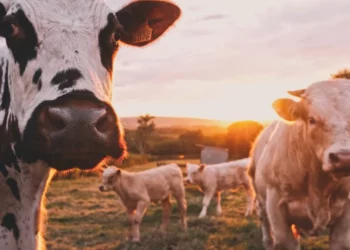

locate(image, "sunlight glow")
[[108, 0, 346, 123], [113, 80, 309, 123]]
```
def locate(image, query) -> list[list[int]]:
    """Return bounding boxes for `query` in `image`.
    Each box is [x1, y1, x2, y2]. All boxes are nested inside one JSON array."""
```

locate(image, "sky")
[[105, 0, 350, 122]]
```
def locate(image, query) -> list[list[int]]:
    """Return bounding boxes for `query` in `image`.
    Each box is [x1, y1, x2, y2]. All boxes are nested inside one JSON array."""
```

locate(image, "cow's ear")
[[199, 164, 205, 171], [116, 0, 181, 47], [272, 98, 305, 122]]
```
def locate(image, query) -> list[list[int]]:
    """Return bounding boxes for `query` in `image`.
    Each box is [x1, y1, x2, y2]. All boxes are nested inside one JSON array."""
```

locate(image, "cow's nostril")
[[40, 106, 65, 132], [329, 153, 340, 164], [95, 109, 113, 134]]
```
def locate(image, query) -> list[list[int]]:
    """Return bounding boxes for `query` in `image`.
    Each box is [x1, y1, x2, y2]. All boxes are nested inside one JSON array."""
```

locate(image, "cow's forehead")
[[187, 163, 199, 173], [103, 166, 117, 178], [305, 80, 350, 118], [8, 0, 111, 33]]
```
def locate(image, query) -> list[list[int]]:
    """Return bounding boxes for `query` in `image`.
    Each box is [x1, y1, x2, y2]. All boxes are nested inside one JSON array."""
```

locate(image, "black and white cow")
[[0, 0, 181, 249]]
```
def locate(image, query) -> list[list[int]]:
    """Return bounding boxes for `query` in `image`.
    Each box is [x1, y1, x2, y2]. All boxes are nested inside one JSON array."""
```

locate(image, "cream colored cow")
[[99, 164, 187, 242], [185, 158, 254, 218], [249, 79, 350, 249]]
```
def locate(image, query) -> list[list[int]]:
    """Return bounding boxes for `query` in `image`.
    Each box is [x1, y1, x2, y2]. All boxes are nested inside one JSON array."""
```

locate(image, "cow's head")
[[0, 0, 181, 170], [98, 166, 120, 192], [185, 163, 205, 184], [272, 79, 350, 175]]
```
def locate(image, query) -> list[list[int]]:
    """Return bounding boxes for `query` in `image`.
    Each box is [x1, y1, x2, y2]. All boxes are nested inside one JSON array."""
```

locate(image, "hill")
[[120, 116, 232, 130]]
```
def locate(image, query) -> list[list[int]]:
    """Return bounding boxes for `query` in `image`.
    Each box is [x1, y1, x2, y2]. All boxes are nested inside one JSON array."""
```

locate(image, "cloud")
[[196, 14, 227, 22], [106, 0, 350, 120]]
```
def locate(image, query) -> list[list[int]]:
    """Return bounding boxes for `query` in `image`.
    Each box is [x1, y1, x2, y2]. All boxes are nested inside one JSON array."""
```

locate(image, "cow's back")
[[203, 160, 250, 191], [137, 164, 184, 201]]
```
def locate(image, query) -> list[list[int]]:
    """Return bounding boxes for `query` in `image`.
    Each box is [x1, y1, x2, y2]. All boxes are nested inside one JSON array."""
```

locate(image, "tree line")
[[125, 114, 265, 160]]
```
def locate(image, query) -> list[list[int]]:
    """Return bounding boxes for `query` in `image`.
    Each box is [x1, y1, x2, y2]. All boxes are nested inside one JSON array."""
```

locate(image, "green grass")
[[45, 162, 329, 250]]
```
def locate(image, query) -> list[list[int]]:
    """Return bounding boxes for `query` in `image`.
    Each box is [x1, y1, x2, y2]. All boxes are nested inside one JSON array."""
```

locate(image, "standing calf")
[[99, 164, 187, 242], [185, 158, 255, 218]]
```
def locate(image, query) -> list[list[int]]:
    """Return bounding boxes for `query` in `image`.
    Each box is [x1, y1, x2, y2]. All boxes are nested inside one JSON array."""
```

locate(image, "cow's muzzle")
[[327, 151, 350, 174], [17, 91, 126, 170]]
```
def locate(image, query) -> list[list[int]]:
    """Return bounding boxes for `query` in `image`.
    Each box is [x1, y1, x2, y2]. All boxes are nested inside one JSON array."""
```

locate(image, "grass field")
[[45, 161, 329, 250]]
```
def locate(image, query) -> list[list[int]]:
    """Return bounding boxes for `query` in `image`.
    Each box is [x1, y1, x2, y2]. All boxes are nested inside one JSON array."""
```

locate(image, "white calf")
[[99, 163, 187, 242], [185, 158, 255, 218]]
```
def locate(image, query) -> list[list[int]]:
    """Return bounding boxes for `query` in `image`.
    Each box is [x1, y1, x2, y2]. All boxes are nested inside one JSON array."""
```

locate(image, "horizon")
[[119, 115, 273, 128], [107, 0, 350, 122]]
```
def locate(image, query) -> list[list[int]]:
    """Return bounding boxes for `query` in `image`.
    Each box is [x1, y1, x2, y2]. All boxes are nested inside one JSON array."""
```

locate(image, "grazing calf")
[[99, 164, 187, 242], [0, 0, 181, 249], [249, 79, 350, 249], [185, 158, 254, 218]]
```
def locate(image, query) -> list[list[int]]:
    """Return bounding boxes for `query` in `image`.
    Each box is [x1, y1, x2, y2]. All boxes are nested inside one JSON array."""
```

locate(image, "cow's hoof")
[[198, 213, 206, 219]]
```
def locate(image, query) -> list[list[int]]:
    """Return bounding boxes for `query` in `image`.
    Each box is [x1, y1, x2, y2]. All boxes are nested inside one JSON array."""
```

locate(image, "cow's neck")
[[274, 121, 347, 232], [0, 156, 54, 250], [267, 121, 318, 193], [0, 55, 55, 249]]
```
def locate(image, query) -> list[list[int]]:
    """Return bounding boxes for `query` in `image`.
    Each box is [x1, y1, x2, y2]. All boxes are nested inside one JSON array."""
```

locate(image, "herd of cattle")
[[98, 159, 254, 242], [1, 0, 350, 249]]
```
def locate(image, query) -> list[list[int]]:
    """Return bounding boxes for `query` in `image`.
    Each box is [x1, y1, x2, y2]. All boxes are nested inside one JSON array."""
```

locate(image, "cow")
[[98, 164, 187, 242], [248, 79, 350, 249], [185, 158, 255, 218], [0, 0, 181, 249]]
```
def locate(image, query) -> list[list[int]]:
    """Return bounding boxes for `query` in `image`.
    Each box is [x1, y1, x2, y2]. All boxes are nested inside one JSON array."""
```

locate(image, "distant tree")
[[150, 139, 182, 156], [202, 132, 227, 148], [178, 129, 204, 154], [135, 114, 156, 155], [123, 129, 139, 154], [226, 120, 264, 158], [331, 68, 350, 79]]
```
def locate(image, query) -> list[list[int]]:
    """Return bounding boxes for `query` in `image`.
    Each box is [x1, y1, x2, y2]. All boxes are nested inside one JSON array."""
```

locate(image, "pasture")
[[46, 160, 328, 250]]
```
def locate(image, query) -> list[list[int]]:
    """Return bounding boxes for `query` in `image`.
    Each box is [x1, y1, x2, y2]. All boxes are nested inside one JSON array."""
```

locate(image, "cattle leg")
[[127, 210, 136, 241], [244, 183, 255, 217], [329, 200, 350, 249], [160, 196, 172, 232], [214, 192, 223, 216], [174, 194, 188, 230], [257, 201, 273, 250], [130, 201, 149, 242], [266, 188, 300, 250], [199, 190, 214, 218]]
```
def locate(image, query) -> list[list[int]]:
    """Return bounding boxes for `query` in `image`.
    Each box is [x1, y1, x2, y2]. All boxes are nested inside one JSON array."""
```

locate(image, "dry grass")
[[45, 161, 329, 250]]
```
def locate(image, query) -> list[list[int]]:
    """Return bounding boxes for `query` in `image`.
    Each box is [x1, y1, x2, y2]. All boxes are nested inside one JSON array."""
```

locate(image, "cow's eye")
[[308, 116, 317, 125], [0, 17, 19, 38]]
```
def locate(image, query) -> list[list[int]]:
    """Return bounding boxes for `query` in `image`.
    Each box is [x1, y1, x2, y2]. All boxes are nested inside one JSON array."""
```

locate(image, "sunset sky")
[[109, 0, 350, 122]]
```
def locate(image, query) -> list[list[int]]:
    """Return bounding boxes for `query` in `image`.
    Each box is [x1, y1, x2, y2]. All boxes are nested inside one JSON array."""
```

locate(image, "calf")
[[0, 0, 181, 249], [249, 79, 350, 249], [99, 164, 187, 242], [185, 158, 255, 218]]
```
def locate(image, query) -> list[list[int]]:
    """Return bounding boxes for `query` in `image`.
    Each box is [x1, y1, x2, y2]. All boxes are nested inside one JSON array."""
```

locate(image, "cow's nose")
[[39, 105, 112, 136], [329, 151, 350, 171], [98, 186, 104, 192], [29, 93, 126, 170]]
